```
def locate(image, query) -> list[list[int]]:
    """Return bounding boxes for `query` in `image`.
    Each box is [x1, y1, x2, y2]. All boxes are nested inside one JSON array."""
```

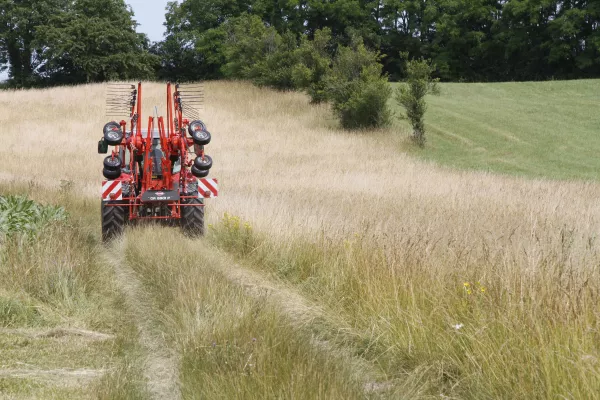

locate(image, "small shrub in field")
[[396, 57, 440, 147], [0, 195, 66, 240], [325, 40, 391, 129], [210, 212, 259, 256]]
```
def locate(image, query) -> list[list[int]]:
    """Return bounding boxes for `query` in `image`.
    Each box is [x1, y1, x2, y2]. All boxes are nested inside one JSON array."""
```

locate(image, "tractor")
[[98, 82, 217, 242]]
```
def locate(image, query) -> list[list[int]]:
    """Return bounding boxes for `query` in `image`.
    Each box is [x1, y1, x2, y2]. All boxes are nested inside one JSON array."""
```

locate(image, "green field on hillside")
[[393, 80, 600, 180]]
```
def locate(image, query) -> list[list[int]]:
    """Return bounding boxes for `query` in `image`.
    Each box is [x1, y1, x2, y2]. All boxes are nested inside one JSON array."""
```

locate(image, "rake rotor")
[[175, 83, 204, 121], [106, 83, 137, 118]]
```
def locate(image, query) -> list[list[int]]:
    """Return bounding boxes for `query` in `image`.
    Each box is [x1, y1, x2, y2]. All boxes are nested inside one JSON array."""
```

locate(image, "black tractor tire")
[[194, 155, 213, 171], [103, 155, 122, 171], [181, 195, 204, 237], [103, 168, 121, 180], [191, 165, 210, 178], [192, 130, 211, 146], [188, 120, 207, 136], [104, 128, 124, 146], [101, 200, 125, 242]]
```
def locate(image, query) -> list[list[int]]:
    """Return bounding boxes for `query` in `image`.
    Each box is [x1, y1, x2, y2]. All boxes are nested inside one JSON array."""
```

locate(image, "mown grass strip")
[[0, 185, 148, 399], [122, 226, 369, 399]]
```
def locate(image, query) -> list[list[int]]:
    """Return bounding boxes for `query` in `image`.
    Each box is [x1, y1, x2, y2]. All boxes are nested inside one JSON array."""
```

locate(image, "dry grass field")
[[1, 81, 600, 398]]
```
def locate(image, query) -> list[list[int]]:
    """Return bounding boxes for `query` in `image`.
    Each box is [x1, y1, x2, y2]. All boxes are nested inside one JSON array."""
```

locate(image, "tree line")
[[2, 0, 600, 88], [156, 0, 600, 82]]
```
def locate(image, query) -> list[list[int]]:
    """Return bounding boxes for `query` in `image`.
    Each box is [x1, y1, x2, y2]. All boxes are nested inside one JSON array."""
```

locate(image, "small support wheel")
[[103, 168, 121, 180], [192, 130, 211, 146], [104, 155, 122, 170], [104, 129, 123, 146], [188, 120, 207, 136], [191, 165, 209, 178], [194, 155, 212, 171], [103, 122, 123, 145]]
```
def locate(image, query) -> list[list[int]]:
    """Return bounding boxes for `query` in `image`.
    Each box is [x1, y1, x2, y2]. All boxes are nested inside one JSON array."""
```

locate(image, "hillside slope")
[[1, 82, 600, 398]]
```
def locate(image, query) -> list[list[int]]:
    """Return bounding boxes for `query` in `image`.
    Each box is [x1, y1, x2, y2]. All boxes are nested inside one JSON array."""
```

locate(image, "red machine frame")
[[103, 82, 214, 221]]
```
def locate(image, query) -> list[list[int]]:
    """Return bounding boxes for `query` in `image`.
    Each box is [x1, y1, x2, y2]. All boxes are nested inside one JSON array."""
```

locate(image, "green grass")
[[392, 79, 600, 180]]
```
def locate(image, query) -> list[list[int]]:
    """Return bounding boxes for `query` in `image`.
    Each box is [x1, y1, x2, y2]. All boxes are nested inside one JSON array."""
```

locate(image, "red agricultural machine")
[[98, 82, 218, 242]]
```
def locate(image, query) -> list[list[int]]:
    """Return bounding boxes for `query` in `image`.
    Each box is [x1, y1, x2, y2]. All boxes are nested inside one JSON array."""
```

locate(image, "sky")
[[0, 0, 174, 81], [126, 0, 174, 43]]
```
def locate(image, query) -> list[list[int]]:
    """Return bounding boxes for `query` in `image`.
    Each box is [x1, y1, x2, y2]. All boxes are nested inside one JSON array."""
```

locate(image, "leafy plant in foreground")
[[0, 195, 67, 241]]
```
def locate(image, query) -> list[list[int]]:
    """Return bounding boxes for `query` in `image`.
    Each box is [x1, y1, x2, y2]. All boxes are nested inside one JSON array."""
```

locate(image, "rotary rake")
[[98, 82, 217, 242]]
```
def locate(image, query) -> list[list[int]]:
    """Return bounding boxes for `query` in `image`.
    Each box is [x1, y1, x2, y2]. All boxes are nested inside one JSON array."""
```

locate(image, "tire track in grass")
[[104, 238, 181, 400], [190, 240, 394, 395]]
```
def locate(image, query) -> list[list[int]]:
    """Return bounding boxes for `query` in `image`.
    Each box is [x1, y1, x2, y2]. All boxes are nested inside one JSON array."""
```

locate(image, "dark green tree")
[[395, 57, 439, 146], [159, 0, 252, 81], [219, 13, 300, 89], [35, 0, 157, 83], [0, 0, 68, 87]]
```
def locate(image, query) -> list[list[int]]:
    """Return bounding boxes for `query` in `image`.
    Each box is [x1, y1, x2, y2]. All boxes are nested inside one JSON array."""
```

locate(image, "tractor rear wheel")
[[101, 201, 125, 242], [181, 194, 204, 237]]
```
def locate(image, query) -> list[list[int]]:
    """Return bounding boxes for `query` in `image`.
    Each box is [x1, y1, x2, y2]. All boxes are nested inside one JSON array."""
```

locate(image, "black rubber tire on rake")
[[181, 194, 204, 237], [103, 155, 122, 171], [192, 130, 211, 146], [104, 130, 123, 146], [191, 165, 209, 178], [103, 167, 121, 180], [101, 201, 125, 242], [103, 121, 121, 134], [194, 155, 212, 171], [188, 120, 207, 136]]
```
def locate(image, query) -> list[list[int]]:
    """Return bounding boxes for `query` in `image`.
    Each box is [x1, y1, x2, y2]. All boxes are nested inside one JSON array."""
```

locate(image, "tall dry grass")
[[2, 82, 600, 397]]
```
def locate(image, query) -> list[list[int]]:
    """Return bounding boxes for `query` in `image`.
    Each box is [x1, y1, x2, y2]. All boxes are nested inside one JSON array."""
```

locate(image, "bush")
[[221, 18, 391, 130], [292, 28, 333, 103], [325, 40, 391, 129], [396, 57, 440, 146]]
